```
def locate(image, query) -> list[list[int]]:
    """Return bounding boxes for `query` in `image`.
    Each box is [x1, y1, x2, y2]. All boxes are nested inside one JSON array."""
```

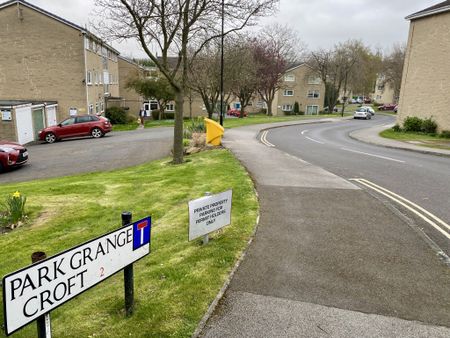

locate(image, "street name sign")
[[2, 217, 151, 336], [188, 190, 232, 241]]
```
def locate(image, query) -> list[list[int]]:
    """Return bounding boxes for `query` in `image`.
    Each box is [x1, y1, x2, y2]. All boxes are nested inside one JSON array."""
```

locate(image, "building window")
[[88, 104, 94, 114], [284, 74, 295, 82], [166, 103, 175, 111], [234, 102, 241, 109], [282, 104, 293, 112], [95, 103, 99, 114], [307, 90, 320, 98], [94, 72, 98, 85], [308, 76, 321, 85], [306, 105, 319, 115], [86, 71, 92, 85], [150, 100, 158, 111], [283, 89, 294, 96]]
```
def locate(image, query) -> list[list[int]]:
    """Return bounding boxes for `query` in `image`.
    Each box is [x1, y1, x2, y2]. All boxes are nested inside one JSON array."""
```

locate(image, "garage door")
[[46, 106, 57, 126], [15, 107, 34, 145]]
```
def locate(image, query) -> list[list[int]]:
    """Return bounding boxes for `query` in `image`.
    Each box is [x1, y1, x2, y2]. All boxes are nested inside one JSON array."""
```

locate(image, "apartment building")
[[272, 63, 325, 115], [372, 75, 396, 104], [398, 0, 450, 131], [0, 0, 119, 142]]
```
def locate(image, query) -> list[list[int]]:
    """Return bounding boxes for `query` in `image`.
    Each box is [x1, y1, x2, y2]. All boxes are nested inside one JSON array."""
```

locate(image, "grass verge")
[[380, 129, 450, 150], [112, 122, 140, 131], [0, 149, 258, 337]]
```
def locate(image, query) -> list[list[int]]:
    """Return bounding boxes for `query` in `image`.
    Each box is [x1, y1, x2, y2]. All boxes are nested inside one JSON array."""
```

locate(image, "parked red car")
[[227, 109, 247, 117], [378, 103, 397, 111], [39, 115, 112, 143], [0, 141, 28, 172]]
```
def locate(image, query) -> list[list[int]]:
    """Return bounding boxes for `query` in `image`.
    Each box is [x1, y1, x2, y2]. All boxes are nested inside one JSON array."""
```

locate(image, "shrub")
[[164, 112, 175, 119], [105, 107, 128, 124], [184, 117, 205, 139], [298, 110, 305, 115], [440, 130, 450, 139], [403, 116, 423, 132], [151, 110, 160, 120], [421, 117, 437, 134], [293, 102, 300, 114], [392, 124, 402, 132], [1, 191, 27, 229]]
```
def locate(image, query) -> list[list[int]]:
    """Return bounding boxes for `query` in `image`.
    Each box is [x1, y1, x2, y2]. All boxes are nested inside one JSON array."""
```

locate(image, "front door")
[[32, 108, 45, 140]]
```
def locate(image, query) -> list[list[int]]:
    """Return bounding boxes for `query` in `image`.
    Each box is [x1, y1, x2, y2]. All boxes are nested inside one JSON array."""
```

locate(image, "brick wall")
[[398, 12, 450, 131], [0, 5, 86, 122]]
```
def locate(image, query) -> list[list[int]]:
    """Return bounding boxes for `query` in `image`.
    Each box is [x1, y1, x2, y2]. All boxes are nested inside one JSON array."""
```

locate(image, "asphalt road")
[[0, 128, 173, 183], [265, 114, 450, 256]]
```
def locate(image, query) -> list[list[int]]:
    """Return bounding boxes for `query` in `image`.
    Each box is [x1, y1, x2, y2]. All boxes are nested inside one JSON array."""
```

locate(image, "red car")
[[227, 109, 247, 117], [378, 103, 397, 111], [0, 141, 28, 172], [39, 115, 112, 143]]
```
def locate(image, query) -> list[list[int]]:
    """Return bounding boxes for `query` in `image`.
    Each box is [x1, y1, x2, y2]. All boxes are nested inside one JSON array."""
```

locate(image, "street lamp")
[[219, 0, 225, 126]]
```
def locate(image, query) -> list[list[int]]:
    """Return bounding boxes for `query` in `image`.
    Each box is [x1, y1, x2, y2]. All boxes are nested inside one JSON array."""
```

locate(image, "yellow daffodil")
[[12, 191, 21, 198]]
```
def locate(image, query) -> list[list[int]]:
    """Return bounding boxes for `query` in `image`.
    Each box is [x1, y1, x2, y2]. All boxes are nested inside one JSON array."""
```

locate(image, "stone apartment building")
[[0, 0, 119, 142], [372, 75, 396, 104], [271, 63, 325, 115], [398, 0, 450, 131]]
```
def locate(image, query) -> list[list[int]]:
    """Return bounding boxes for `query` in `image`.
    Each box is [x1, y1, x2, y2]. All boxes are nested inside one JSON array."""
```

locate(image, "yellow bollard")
[[204, 118, 224, 146]]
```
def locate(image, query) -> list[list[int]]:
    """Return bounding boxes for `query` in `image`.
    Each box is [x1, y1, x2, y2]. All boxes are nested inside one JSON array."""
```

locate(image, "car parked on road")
[[0, 141, 28, 172], [378, 103, 397, 111], [39, 115, 112, 143], [361, 106, 375, 116], [354, 107, 373, 120]]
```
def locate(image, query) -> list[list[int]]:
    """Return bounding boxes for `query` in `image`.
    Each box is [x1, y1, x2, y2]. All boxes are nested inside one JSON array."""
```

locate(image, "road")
[[0, 128, 173, 183], [265, 114, 450, 256]]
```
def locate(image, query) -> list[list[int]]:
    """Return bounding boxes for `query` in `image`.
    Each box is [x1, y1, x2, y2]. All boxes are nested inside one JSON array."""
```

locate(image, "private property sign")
[[188, 190, 232, 241], [2, 217, 151, 336]]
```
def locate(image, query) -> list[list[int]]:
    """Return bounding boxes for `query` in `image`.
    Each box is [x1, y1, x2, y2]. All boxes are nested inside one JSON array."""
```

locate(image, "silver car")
[[354, 107, 372, 119]]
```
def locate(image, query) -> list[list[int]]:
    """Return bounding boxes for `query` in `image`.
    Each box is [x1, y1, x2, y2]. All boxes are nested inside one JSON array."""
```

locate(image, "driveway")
[[0, 128, 173, 183]]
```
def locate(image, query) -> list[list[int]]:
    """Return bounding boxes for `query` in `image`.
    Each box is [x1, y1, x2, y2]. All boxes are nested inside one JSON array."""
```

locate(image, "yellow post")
[[204, 118, 225, 146]]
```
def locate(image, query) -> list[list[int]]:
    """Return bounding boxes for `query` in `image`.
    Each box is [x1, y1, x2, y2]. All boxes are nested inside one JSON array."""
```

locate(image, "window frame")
[[283, 89, 294, 97]]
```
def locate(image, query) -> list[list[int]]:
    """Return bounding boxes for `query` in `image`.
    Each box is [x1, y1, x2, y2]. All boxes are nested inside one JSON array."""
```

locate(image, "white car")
[[354, 107, 373, 119]]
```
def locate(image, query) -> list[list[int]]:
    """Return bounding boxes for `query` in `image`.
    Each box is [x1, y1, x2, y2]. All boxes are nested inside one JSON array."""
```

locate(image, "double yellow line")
[[350, 178, 450, 240]]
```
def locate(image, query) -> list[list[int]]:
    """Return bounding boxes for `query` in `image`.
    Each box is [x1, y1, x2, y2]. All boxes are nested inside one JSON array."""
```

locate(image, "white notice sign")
[[2, 217, 151, 336], [188, 190, 232, 241]]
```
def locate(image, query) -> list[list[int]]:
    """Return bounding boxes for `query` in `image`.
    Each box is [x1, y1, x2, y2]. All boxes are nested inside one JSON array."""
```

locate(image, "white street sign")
[[2, 217, 151, 336], [188, 190, 232, 241]]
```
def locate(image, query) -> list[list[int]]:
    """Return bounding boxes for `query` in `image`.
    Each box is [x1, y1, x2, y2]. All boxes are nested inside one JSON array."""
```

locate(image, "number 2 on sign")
[[100, 267, 105, 277]]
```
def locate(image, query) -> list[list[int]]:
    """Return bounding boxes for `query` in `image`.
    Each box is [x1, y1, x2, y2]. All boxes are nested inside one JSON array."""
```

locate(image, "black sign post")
[[31, 252, 51, 338], [121, 212, 134, 316]]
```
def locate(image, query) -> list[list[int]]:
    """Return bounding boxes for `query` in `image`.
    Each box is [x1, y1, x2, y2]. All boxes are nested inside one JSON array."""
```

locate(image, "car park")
[[0, 141, 28, 172], [39, 115, 112, 143], [353, 107, 372, 120]]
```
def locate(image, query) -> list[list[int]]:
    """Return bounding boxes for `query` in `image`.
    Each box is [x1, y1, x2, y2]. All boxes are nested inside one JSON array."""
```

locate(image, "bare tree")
[[253, 24, 302, 116], [382, 44, 406, 102], [94, 0, 278, 164]]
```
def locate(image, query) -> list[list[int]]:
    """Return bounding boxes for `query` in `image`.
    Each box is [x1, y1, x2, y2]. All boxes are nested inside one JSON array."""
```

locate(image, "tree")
[[228, 37, 259, 118], [253, 24, 301, 116], [94, 0, 278, 164], [382, 44, 406, 102], [127, 76, 175, 119]]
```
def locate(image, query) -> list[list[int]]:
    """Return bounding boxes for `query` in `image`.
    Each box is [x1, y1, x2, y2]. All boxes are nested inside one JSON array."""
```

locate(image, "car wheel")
[[45, 132, 57, 144], [91, 128, 103, 138]]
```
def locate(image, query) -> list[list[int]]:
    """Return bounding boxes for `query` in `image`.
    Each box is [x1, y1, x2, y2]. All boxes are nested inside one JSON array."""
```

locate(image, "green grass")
[[112, 122, 140, 131], [144, 119, 176, 128], [380, 129, 450, 150], [0, 150, 258, 337]]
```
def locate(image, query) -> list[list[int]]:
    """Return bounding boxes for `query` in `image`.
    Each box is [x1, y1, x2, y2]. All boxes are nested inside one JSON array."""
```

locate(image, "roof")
[[406, 0, 450, 20], [0, 100, 57, 107], [0, 0, 120, 54]]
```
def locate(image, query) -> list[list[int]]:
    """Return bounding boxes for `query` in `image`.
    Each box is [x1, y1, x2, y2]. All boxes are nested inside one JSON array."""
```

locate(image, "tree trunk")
[[173, 89, 184, 164], [341, 74, 348, 117], [266, 98, 273, 116]]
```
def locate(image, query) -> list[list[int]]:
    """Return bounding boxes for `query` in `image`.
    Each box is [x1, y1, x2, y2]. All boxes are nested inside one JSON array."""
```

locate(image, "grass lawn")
[[380, 128, 450, 150], [112, 121, 140, 131], [0, 150, 258, 337]]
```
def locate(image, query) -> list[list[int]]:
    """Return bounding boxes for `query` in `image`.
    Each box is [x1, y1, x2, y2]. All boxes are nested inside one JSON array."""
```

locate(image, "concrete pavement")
[[199, 121, 450, 337], [350, 123, 450, 157]]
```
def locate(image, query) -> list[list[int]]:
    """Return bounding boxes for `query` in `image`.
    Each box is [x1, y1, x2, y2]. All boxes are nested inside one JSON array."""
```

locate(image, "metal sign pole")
[[31, 252, 52, 338], [203, 193, 212, 245], [121, 212, 134, 316]]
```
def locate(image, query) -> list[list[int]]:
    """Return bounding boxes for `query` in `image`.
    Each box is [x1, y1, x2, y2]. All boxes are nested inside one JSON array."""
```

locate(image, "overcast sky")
[[30, 0, 438, 57]]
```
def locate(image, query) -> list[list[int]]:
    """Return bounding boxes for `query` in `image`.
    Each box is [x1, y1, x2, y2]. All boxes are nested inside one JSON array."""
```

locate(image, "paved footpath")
[[200, 121, 450, 337]]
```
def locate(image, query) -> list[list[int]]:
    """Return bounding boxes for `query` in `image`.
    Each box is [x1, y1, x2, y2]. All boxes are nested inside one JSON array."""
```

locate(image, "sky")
[[29, 0, 439, 57]]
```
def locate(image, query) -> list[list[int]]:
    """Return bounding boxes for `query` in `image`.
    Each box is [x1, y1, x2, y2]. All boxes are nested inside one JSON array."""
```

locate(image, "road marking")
[[305, 136, 324, 144], [260, 130, 275, 147], [350, 178, 450, 240], [341, 147, 405, 163], [301, 130, 309, 135]]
